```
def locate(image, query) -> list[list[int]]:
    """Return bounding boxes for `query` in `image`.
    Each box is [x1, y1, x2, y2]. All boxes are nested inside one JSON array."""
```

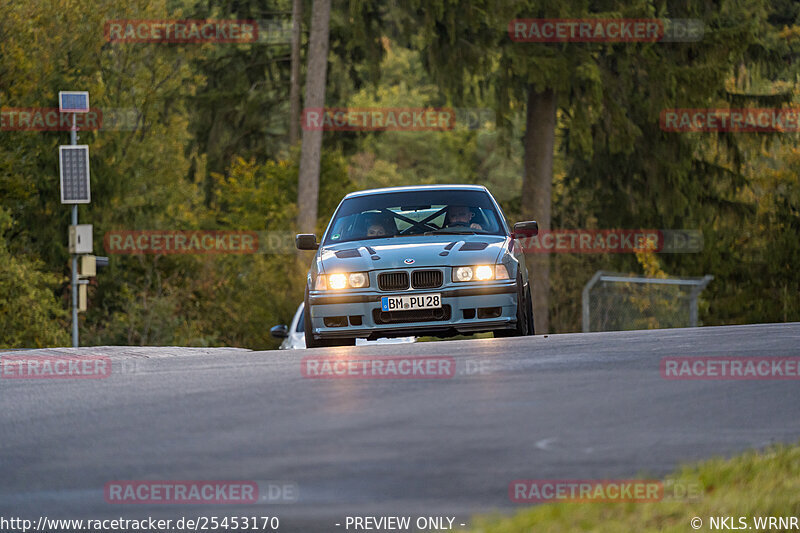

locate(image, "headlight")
[[328, 273, 348, 290], [452, 265, 510, 282], [316, 272, 370, 290], [453, 266, 474, 282], [475, 265, 494, 280], [348, 272, 368, 288]]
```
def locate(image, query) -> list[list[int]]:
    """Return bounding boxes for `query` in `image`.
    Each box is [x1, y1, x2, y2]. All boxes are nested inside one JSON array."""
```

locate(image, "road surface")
[[1, 323, 799, 532]]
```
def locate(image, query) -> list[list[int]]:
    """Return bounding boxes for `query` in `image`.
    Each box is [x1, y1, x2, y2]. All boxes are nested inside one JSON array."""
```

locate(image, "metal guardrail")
[[582, 271, 713, 332]]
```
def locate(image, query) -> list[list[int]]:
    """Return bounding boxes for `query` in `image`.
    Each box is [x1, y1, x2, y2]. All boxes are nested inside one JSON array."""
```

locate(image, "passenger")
[[445, 205, 482, 230]]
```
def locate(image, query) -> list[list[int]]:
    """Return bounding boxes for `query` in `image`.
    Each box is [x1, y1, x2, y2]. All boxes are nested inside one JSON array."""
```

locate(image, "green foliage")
[[0, 208, 69, 348], [341, 40, 524, 207], [186, 0, 295, 202], [394, 0, 800, 332], [0, 0, 799, 346]]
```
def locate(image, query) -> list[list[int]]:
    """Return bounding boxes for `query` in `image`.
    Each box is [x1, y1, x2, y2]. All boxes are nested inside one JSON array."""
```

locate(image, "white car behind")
[[270, 303, 415, 349]]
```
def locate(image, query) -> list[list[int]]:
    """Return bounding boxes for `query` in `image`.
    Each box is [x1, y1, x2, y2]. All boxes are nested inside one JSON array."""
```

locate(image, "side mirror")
[[295, 234, 319, 250], [513, 221, 538, 238], [270, 325, 289, 339]]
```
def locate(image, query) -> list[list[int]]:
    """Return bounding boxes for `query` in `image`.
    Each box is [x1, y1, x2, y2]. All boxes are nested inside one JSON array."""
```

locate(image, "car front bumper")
[[307, 281, 519, 340]]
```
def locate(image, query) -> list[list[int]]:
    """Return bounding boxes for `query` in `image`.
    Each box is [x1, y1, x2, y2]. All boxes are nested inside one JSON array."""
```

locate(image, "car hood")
[[318, 235, 508, 273]]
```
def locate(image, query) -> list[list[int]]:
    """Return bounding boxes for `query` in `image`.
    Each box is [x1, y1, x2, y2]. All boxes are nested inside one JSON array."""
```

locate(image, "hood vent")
[[440, 241, 457, 256], [459, 242, 488, 251], [335, 249, 362, 258]]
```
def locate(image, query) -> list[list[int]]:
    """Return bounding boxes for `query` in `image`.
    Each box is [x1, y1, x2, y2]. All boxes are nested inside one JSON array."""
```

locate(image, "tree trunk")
[[288, 0, 303, 145], [522, 86, 557, 334], [296, 0, 331, 234]]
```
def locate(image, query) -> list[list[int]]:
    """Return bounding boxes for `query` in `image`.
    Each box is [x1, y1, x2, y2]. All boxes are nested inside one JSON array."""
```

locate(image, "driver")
[[363, 211, 396, 237], [445, 205, 482, 230], [366, 223, 387, 237]]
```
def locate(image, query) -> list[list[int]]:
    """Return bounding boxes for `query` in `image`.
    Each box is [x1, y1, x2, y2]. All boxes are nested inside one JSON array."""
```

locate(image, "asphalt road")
[[1, 323, 799, 532]]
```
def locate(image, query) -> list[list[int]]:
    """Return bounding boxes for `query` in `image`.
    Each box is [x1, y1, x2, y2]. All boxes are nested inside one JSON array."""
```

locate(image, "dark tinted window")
[[324, 189, 504, 244]]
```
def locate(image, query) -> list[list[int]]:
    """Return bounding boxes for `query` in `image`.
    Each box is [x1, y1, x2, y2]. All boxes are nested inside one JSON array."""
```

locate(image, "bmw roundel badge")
[[404, 258, 415, 264]]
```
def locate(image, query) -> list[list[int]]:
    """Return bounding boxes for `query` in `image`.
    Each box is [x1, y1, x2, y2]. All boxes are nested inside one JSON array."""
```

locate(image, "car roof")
[[343, 184, 489, 199]]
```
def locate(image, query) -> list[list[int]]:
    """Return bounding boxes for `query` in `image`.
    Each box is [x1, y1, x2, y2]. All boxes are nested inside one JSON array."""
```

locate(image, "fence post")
[[582, 271, 605, 333]]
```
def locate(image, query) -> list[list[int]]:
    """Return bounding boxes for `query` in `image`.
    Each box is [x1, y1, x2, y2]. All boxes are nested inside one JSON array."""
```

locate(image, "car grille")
[[373, 305, 451, 324], [411, 269, 442, 289], [378, 271, 409, 291]]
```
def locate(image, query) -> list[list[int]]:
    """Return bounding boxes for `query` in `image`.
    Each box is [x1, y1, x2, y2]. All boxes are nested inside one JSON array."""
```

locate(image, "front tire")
[[494, 275, 532, 338], [525, 284, 535, 335]]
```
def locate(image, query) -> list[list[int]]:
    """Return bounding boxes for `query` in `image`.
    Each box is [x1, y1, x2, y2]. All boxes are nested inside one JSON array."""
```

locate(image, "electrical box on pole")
[[78, 255, 108, 277], [78, 281, 89, 313], [68, 224, 93, 254], [75, 255, 108, 313], [79, 255, 96, 276]]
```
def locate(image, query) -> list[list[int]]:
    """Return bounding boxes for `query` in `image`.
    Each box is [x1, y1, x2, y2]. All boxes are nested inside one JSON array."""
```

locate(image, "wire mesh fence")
[[582, 271, 713, 332]]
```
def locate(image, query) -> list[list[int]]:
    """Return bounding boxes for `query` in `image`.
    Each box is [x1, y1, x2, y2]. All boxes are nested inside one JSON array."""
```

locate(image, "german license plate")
[[381, 293, 441, 311]]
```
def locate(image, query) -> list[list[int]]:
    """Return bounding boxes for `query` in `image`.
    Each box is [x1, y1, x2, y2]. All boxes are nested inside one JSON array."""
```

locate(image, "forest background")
[[1, 0, 798, 348]]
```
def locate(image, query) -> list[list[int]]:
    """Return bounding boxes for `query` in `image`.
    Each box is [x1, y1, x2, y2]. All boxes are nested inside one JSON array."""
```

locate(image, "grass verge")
[[469, 443, 800, 532]]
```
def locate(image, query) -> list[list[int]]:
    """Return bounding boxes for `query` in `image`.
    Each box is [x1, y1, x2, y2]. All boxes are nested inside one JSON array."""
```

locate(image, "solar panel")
[[59, 91, 90, 113], [59, 145, 91, 204]]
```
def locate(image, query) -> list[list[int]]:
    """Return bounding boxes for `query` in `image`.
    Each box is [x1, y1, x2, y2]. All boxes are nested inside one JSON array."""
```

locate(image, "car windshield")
[[324, 189, 505, 245]]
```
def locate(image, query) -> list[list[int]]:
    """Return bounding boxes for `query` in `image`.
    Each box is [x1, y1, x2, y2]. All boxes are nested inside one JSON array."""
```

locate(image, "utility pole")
[[58, 91, 92, 347], [71, 114, 78, 346]]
